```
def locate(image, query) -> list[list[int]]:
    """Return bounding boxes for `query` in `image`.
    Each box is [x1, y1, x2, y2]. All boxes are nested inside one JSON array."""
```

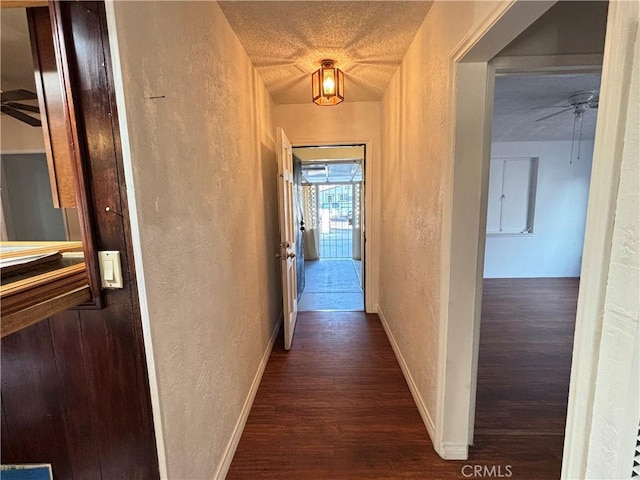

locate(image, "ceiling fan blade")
[[5, 102, 40, 113], [530, 104, 572, 110], [535, 107, 575, 122], [0, 105, 42, 127], [0, 89, 38, 103]]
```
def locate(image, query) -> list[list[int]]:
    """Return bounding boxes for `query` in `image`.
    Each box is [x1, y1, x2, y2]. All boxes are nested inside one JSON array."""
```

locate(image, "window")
[[486, 157, 538, 235]]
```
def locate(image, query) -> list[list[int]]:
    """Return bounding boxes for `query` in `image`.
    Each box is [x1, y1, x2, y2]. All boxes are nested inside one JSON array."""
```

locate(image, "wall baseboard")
[[440, 442, 469, 460], [376, 306, 437, 444], [215, 313, 283, 480]]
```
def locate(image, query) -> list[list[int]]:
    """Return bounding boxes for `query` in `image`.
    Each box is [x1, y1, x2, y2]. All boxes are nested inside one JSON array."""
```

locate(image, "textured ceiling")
[[1, 5, 602, 144], [493, 73, 602, 142], [218, 1, 433, 104]]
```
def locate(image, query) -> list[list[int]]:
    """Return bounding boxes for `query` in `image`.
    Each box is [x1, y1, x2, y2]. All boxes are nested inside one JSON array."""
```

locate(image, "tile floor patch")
[[299, 259, 363, 311]]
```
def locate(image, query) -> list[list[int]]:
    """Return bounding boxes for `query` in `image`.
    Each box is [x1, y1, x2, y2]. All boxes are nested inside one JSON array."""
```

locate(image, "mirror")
[[1, 6, 94, 337]]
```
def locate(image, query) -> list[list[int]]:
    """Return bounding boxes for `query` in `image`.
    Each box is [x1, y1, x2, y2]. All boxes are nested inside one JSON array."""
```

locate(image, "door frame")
[[465, 57, 603, 447], [291, 140, 373, 313], [435, 1, 554, 459], [436, 0, 629, 471]]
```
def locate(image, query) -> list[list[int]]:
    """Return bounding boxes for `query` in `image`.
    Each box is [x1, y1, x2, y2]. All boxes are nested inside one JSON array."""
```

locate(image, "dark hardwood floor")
[[227, 278, 578, 479], [473, 278, 579, 475]]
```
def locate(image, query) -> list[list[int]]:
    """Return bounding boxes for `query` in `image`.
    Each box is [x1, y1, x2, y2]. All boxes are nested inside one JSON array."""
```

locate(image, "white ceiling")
[[218, 1, 433, 104], [493, 73, 601, 142]]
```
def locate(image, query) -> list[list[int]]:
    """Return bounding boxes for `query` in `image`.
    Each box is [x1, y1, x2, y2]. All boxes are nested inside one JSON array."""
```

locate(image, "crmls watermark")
[[461, 464, 513, 478]]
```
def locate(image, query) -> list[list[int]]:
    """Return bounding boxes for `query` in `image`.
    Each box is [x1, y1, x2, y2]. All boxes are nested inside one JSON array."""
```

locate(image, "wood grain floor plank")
[[228, 279, 577, 479]]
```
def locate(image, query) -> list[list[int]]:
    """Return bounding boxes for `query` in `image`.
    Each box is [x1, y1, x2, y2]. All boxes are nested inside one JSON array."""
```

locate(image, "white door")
[[276, 127, 298, 350]]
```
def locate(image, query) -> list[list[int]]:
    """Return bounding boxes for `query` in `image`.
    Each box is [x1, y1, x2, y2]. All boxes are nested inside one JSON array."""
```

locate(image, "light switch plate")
[[98, 251, 123, 289]]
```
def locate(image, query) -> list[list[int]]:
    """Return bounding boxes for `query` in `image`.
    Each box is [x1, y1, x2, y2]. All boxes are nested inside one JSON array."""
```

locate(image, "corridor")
[[227, 308, 567, 479], [227, 311, 451, 478]]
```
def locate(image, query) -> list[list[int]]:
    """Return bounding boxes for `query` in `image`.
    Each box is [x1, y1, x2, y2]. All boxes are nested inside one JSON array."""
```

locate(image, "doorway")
[[293, 145, 365, 311], [473, 71, 600, 473], [437, 0, 623, 467]]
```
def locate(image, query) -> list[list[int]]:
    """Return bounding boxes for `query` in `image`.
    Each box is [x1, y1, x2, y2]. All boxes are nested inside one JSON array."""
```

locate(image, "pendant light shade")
[[312, 60, 344, 106]]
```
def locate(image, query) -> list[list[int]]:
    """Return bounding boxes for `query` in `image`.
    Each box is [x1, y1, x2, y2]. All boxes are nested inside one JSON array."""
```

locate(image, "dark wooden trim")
[[93, 1, 146, 337], [27, 6, 77, 208], [48, 0, 102, 307]]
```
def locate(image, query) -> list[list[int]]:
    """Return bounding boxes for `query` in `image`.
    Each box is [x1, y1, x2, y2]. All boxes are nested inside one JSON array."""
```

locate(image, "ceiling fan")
[[1, 89, 41, 127], [533, 89, 599, 122], [532, 89, 599, 163]]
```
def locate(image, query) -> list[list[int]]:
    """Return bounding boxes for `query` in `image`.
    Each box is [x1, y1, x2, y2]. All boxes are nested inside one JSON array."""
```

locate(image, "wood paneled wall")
[[1, 2, 160, 478]]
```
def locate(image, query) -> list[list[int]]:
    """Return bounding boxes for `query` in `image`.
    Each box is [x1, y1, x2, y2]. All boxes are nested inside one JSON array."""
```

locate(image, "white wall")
[[378, 0, 513, 457], [109, 2, 280, 478], [275, 102, 381, 310], [584, 6, 639, 476], [484, 140, 593, 278]]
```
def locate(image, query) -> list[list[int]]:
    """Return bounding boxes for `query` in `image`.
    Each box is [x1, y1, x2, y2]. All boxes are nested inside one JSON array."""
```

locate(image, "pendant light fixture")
[[312, 59, 344, 106]]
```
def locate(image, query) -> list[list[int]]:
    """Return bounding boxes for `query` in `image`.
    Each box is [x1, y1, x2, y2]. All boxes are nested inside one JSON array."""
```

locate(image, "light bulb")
[[323, 76, 335, 96]]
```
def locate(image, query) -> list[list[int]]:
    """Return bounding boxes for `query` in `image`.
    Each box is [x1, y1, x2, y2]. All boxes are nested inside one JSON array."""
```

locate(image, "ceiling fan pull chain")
[[570, 113, 578, 165], [577, 113, 584, 161]]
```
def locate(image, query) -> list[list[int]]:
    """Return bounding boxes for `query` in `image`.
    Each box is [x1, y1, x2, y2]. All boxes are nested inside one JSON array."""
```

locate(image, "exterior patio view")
[[301, 162, 363, 260], [296, 147, 365, 311]]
